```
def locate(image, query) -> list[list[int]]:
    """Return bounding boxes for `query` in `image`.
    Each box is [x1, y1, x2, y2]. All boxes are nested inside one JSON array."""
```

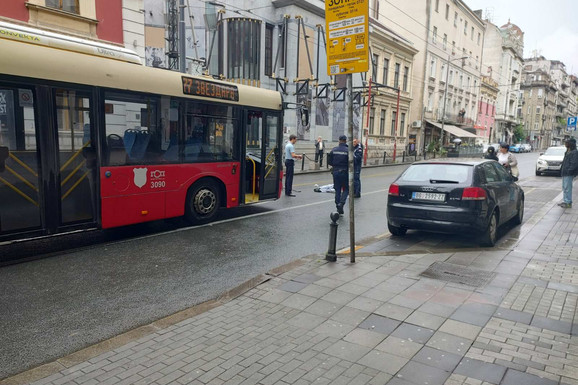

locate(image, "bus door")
[[243, 110, 280, 203], [0, 86, 42, 237]]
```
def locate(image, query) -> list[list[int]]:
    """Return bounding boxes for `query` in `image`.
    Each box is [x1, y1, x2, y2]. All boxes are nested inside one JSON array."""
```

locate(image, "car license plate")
[[548, 166, 560, 170], [412, 192, 445, 201]]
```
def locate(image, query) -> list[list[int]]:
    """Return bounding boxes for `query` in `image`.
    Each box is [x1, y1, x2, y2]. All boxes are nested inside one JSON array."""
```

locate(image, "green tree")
[[514, 124, 525, 142]]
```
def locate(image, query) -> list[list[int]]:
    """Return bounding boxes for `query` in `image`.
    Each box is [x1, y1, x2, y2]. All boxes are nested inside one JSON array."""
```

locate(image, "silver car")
[[535, 146, 566, 176]]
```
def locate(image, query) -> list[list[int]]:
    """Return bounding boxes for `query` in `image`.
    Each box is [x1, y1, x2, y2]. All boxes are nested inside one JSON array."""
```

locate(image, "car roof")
[[547, 146, 565, 149], [412, 158, 493, 166]]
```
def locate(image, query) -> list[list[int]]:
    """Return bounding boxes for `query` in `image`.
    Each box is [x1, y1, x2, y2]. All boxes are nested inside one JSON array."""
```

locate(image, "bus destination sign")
[[182, 77, 239, 101]]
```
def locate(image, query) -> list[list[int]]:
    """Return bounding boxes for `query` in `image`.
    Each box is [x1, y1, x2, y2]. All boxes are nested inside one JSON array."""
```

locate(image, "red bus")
[[0, 21, 284, 243]]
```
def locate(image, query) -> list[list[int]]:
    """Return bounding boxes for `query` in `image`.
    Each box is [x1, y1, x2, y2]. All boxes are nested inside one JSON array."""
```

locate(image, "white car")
[[536, 146, 566, 176]]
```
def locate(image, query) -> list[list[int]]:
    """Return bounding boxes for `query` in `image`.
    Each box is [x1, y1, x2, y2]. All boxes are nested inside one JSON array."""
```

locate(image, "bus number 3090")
[[151, 181, 166, 188]]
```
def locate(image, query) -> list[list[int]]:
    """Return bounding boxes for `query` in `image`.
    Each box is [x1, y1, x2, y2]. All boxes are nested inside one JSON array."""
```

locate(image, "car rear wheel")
[[185, 180, 220, 224], [480, 211, 498, 247], [388, 222, 407, 236], [513, 198, 524, 225], [535, 169, 540, 176]]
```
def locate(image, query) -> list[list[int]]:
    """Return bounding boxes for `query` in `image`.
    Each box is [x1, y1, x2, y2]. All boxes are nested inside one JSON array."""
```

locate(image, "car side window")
[[492, 162, 511, 182], [482, 163, 499, 183]]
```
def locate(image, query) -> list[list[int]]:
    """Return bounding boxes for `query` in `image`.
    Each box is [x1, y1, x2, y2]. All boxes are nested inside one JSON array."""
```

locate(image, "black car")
[[387, 159, 524, 246]]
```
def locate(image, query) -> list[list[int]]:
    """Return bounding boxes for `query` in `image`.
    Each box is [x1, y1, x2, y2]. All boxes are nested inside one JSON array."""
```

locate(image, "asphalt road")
[[0, 152, 555, 379]]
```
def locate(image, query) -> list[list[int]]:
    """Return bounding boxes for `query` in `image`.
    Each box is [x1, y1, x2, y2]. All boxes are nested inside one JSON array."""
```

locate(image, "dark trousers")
[[315, 150, 324, 167], [284, 159, 294, 195], [333, 170, 348, 206], [354, 170, 361, 195]]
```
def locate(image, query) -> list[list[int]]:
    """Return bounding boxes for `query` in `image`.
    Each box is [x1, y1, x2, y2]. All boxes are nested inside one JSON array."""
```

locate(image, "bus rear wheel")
[[185, 180, 220, 224]]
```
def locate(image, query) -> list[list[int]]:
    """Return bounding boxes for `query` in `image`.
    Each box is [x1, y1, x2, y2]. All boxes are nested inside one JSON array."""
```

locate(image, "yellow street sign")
[[325, 0, 369, 76]]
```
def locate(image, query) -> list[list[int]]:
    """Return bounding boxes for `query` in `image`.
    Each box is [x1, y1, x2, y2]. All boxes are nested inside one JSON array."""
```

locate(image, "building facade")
[[481, 19, 524, 144], [476, 75, 498, 142]]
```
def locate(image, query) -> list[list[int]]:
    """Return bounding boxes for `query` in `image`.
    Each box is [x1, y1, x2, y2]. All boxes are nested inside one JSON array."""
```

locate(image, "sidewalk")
[[3, 197, 578, 385]]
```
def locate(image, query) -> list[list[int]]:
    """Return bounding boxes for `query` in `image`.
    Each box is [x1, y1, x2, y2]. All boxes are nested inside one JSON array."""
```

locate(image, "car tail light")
[[388, 183, 400, 196], [462, 187, 487, 200]]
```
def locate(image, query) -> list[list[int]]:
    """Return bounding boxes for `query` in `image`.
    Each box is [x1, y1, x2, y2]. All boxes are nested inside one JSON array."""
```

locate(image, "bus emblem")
[[133, 167, 148, 188]]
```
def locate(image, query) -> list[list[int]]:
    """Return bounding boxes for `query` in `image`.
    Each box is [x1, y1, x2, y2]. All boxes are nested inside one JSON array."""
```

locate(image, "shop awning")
[[426, 120, 479, 138]]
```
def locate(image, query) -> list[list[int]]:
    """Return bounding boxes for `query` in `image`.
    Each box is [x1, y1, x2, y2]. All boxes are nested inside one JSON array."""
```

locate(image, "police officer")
[[353, 138, 363, 198], [328, 135, 349, 214]]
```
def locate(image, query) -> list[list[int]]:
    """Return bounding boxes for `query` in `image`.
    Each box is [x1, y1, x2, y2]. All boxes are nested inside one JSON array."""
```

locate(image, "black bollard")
[[301, 154, 305, 170], [326, 212, 340, 262]]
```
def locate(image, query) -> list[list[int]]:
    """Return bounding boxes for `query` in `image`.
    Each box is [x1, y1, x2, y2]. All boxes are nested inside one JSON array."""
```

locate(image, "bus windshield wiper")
[[430, 179, 459, 184]]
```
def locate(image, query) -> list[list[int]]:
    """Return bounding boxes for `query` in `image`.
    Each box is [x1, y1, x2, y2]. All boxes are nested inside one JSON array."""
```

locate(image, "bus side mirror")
[[300, 107, 309, 127], [0, 146, 8, 172]]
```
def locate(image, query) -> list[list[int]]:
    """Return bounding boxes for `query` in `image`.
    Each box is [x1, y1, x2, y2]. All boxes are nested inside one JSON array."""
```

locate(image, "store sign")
[[325, 0, 369, 75]]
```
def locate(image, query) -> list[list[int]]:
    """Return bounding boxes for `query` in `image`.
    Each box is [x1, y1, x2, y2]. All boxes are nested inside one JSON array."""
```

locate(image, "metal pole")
[[393, 88, 400, 162], [363, 77, 372, 166], [441, 54, 451, 147], [179, 0, 186, 73], [326, 212, 340, 262], [347, 73, 355, 263]]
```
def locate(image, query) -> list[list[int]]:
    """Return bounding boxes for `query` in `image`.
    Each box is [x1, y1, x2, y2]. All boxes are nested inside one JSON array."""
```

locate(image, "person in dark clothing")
[[284, 134, 302, 196], [353, 138, 363, 198], [559, 137, 578, 208], [328, 135, 349, 215], [314, 136, 325, 167], [484, 146, 499, 161]]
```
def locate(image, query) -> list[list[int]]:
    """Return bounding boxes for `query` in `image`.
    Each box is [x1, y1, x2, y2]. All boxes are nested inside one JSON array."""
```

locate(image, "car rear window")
[[400, 164, 471, 183]]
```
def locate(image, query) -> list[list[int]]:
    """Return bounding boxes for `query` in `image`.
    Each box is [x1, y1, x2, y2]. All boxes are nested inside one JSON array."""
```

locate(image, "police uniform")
[[329, 135, 349, 214], [353, 142, 363, 197]]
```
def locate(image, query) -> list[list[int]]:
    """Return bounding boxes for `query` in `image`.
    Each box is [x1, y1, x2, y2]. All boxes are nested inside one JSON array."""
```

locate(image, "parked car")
[[387, 159, 524, 246], [521, 144, 532, 153], [535, 146, 566, 176], [509, 144, 522, 153], [482, 143, 501, 154]]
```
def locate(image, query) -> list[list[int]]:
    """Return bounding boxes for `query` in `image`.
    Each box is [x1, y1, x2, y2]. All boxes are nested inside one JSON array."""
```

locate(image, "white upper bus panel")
[[0, 21, 141, 64]]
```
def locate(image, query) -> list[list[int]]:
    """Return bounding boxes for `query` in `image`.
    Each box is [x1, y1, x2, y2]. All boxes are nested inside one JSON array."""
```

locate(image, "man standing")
[[284, 134, 302, 197], [328, 135, 349, 214], [353, 138, 363, 198], [315, 136, 325, 167], [559, 137, 578, 208]]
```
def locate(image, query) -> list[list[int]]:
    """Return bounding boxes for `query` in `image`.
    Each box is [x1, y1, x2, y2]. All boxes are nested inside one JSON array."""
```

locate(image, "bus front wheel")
[[185, 180, 220, 224]]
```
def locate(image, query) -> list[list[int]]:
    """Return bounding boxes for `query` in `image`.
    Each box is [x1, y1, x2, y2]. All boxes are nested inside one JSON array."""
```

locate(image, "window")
[[477, 32, 481, 45], [369, 108, 375, 134], [441, 63, 446, 82], [372, 53, 379, 78], [529, 89, 533, 97], [433, 27, 437, 44], [537, 106, 541, 114], [443, 34, 447, 50], [264, 24, 274, 76], [538, 88, 543, 98], [454, 12, 458, 27], [380, 109, 386, 136], [473, 80, 476, 93], [223, 18, 261, 80], [429, 58, 436, 78], [371, 0, 379, 18], [400, 113, 406, 136], [435, 0, 440, 12], [403, 66, 409, 91], [46, 0, 79, 13], [445, 4, 450, 20], [464, 20, 468, 35], [459, 73, 463, 88], [449, 69, 453, 84], [391, 111, 397, 136], [394, 63, 401, 88], [486, 101, 489, 115], [479, 100, 482, 113], [471, 27, 474, 40], [452, 41, 456, 54], [428, 92, 434, 111], [383, 58, 389, 85]]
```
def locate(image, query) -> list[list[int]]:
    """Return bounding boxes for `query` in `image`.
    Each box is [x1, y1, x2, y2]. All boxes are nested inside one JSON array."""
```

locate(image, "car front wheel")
[[479, 211, 498, 247], [388, 222, 407, 236]]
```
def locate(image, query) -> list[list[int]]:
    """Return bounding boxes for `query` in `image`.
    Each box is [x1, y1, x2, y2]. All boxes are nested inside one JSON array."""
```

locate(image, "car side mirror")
[[539, 152, 544, 155]]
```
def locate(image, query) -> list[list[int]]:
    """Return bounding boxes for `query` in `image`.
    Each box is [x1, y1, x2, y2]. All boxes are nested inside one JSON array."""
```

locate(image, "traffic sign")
[[325, 0, 369, 76], [568, 116, 577, 131]]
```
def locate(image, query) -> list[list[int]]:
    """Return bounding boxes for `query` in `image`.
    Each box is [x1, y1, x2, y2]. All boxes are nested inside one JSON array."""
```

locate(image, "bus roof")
[[0, 24, 282, 111]]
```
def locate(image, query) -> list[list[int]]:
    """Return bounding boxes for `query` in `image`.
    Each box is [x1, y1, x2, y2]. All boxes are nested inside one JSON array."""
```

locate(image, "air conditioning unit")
[[411, 120, 422, 128]]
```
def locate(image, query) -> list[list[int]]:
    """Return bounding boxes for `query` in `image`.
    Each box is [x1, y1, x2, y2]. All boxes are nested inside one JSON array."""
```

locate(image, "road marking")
[[293, 169, 402, 187], [375, 232, 390, 239], [337, 245, 364, 254]]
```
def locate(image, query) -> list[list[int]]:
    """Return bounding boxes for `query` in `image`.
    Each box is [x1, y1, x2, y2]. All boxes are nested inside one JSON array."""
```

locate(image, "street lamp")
[[440, 55, 468, 146]]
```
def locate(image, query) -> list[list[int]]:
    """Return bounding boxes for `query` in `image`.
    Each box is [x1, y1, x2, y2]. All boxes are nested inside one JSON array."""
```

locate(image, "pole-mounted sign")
[[325, 0, 369, 76]]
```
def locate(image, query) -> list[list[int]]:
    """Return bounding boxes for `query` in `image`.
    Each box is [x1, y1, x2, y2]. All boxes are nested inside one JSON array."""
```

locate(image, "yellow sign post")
[[325, 0, 369, 76]]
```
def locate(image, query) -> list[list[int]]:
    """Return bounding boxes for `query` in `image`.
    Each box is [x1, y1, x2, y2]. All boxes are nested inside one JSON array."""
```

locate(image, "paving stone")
[[426, 331, 473, 356], [501, 368, 559, 385], [323, 340, 372, 362], [330, 306, 371, 326], [450, 308, 494, 327], [374, 303, 414, 321], [298, 284, 333, 299], [314, 320, 357, 338], [358, 314, 401, 335], [357, 350, 408, 375], [344, 328, 387, 349], [396, 360, 451, 385], [375, 336, 423, 359], [405, 310, 446, 330], [418, 302, 458, 318], [454, 357, 507, 384], [286, 312, 327, 330], [412, 346, 462, 372], [303, 299, 342, 318], [521, 337, 553, 350], [494, 307, 533, 324], [438, 320, 482, 340], [531, 315, 572, 334], [347, 296, 385, 313], [321, 290, 359, 305], [390, 322, 435, 344], [292, 273, 322, 284]]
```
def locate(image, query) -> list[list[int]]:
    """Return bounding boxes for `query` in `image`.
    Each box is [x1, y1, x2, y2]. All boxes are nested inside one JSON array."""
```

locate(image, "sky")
[[464, 0, 578, 75]]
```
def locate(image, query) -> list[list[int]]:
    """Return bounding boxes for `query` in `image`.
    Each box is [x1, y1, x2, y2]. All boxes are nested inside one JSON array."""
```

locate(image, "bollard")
[[402, 151, 406, 163], [383, 151, 387, 164], [325, 212, 340, 262], [301, 154, 305, 170]]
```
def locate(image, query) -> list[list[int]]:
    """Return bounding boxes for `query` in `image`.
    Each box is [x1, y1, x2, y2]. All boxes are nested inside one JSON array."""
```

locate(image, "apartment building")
[[476, 75, 498, 142], [381, 0, 485, 151]]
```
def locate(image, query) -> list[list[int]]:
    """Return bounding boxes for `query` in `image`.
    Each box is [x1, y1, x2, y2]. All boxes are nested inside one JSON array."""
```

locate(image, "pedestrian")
[[497, 142, 519, 180], [353, 138, 363, 198], [328, 135, 349, 215], [484, 146, 499, 161], [559, 137, 578, 208], [284, 134, 302, 197], [314, 136, 325, 167]]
